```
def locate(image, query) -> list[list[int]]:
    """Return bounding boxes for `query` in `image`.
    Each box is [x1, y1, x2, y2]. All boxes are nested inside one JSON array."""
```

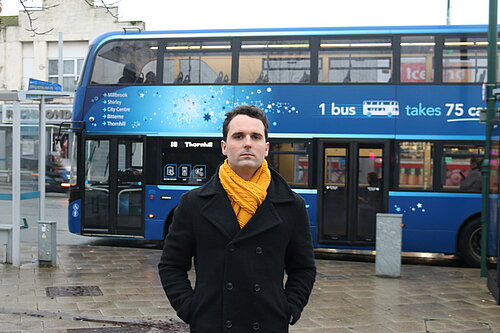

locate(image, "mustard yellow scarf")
[[219, 159, 271, 229]]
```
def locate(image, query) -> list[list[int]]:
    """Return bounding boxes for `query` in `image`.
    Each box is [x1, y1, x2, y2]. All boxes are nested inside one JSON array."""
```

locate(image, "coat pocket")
[[279, 288, 290, 318]]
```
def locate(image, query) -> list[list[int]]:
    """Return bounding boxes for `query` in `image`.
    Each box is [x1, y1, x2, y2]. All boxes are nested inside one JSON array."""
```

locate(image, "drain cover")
[[46, 286, 103, 297]]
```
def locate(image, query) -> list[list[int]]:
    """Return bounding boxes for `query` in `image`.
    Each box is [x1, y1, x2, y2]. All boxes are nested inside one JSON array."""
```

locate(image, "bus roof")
[[91, 24, 493, 47]]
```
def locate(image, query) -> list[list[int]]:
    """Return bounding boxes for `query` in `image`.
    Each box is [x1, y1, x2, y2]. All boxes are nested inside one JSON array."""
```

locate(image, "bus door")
[[318, 140, 389, 246], [83, 137, 144, 236]]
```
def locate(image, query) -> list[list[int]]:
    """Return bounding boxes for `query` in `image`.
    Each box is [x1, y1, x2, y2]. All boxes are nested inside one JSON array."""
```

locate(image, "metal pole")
[[482, 0, 498, 277], [58, 32, 63, 87], [39, 97, 46, 220], [12, 100, 21, 267], [446, 0, 451, 25]]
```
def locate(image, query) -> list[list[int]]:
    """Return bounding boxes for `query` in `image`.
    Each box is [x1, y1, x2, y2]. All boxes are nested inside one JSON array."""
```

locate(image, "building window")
[[48, 58, 84, 91]]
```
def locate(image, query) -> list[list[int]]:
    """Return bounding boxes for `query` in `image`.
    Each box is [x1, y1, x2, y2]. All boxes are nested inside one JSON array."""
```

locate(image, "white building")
[[0, 0, 144, 189], [0, 0, 144, 91]]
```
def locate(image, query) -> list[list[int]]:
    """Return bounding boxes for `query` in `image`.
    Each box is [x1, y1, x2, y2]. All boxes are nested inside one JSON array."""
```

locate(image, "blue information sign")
[[28, 78, 62, 92]]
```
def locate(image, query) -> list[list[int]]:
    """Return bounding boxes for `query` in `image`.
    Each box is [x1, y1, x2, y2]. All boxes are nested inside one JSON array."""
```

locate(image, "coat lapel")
[[199, 177, 240, 240], [231, 199, 283, 244]]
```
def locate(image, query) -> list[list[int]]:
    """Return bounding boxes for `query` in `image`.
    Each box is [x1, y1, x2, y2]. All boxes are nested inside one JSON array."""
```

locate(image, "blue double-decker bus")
[[67, 25, 494, 266]]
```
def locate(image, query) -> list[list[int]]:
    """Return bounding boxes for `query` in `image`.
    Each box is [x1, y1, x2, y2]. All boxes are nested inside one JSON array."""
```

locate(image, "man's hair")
[[222, 105, 269, 140]]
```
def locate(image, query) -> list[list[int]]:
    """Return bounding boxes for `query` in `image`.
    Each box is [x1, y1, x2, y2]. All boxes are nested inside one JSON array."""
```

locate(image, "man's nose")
[[243, 135, 252, 147]]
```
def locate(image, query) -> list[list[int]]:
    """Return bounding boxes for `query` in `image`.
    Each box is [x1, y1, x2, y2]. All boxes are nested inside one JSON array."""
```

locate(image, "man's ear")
[[221, 140, 227, 156], [265, 142, 270, 157]]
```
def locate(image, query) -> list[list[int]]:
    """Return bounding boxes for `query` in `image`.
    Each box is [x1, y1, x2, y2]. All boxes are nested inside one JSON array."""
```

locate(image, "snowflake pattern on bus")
[[392, 202, 426, 214], [85, 85, 303, 134]]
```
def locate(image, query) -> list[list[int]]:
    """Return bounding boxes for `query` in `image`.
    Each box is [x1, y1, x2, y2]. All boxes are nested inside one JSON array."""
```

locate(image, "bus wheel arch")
[[162, 205, 177, 240], [457, 213, 481, 268]]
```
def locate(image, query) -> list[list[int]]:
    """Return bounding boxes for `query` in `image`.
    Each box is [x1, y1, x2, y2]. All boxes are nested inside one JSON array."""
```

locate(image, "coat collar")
[[198, 166, 296, 242], [198, 167, 296, 203]]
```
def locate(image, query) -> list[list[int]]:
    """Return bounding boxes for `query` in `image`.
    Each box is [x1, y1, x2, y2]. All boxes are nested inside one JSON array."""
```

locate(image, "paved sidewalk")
[[1, 243, 499, 333]]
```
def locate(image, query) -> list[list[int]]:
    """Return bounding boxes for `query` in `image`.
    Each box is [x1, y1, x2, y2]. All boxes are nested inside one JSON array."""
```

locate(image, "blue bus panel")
[[389, 192, 481, 253], [77, 85, 484, 140]]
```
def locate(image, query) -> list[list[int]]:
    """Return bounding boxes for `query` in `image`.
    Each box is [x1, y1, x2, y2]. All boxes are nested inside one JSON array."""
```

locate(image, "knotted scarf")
[[218, 159, 271, 229]]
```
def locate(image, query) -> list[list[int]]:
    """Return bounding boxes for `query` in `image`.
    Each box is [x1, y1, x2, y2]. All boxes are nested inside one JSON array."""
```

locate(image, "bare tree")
[[83, 0, 119, 19], [17, 0, 121, 36], [19, 0, 57, 36]]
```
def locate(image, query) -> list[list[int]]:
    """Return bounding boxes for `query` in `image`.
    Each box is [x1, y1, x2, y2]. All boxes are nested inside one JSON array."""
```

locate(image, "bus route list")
[[98, 92, 131, 127]]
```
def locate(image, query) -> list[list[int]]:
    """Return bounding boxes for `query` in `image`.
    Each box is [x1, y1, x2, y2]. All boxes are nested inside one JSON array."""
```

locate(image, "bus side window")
[[443, 36, 487, 83], [91, 40, 157, 85], [442, 144, 485, 192], [398, 141, 433, 190], [164, 41, 232, 84], [239, 39, 311, 84]]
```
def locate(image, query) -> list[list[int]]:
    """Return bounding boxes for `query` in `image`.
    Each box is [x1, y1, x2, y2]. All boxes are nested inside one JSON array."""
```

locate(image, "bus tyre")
[[458, 218, 481, 268]]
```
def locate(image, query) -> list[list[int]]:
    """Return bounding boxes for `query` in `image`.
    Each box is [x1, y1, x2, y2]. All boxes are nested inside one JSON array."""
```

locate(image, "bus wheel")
[[458, 218, 481, 268]]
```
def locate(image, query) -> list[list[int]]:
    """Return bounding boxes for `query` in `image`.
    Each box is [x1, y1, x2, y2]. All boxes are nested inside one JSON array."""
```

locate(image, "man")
[[158, 105, 316, 332], [459, 157, 482, 192]]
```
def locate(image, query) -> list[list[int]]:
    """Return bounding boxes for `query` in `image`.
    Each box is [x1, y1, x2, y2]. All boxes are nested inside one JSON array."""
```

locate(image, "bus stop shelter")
[[0, 90, 73, 267]]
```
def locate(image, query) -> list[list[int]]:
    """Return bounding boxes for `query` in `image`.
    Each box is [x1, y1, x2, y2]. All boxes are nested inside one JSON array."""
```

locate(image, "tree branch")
[[17, 0, 121, 36], [19, 0, 54, 36], [84, 0, 120, 19]]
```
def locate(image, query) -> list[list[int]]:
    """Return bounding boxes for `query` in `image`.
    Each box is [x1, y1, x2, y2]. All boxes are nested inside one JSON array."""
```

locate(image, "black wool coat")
[[158, 168, 316, 333]]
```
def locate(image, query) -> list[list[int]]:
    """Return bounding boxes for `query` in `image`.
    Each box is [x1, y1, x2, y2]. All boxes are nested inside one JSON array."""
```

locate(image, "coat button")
[[225, 320, 233, 328], [255, 246, 263, 255], [226, 282, 233, 290], [254, 283, 261, 292], [252, 322, 260, 331]]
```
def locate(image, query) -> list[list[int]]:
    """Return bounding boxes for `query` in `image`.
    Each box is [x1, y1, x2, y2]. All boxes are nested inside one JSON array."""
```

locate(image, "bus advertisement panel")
[[81, 85, 483, 138]]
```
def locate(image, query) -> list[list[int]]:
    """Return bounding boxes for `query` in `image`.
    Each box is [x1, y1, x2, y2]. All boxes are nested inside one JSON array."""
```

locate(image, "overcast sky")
[[1, 0, 495, 30]]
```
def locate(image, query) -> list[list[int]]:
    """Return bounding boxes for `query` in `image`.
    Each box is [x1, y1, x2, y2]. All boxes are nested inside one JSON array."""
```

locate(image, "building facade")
[[0, 0, 144, 91], [0, 0, 144, 192]]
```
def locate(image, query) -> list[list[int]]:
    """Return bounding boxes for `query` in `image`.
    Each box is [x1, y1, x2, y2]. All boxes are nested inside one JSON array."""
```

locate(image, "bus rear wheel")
[[458, 218, 481, 268]]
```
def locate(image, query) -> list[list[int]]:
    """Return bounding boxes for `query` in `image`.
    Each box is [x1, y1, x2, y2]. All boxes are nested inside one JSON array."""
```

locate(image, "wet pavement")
[[1, 242, 500, 333]]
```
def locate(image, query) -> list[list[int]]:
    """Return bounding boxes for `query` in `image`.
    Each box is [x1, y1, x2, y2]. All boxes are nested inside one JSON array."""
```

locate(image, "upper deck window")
[[164, 40, 231, 84], [400, 35, 435, 83], [91, 40, 158, 85], [443, 36, 488, 83], [319, 37, 393, 83], [239, 39, 311, 84]]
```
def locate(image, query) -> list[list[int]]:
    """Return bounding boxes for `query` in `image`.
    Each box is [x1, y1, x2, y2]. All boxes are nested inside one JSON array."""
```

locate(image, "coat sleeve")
[[284, 195, 316, 325], [158, 194, 196, 323]]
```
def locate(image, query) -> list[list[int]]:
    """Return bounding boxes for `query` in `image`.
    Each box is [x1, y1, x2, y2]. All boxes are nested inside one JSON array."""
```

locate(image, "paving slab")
[[0, 243, 499, 332]]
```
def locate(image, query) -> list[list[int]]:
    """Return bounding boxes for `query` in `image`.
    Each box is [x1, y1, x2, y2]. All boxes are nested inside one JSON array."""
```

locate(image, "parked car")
[[46, 153, 70, 193]]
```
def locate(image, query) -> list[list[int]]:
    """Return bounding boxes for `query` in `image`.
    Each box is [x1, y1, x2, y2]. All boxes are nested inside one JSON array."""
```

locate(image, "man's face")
[[221, 114, 269, 179]]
